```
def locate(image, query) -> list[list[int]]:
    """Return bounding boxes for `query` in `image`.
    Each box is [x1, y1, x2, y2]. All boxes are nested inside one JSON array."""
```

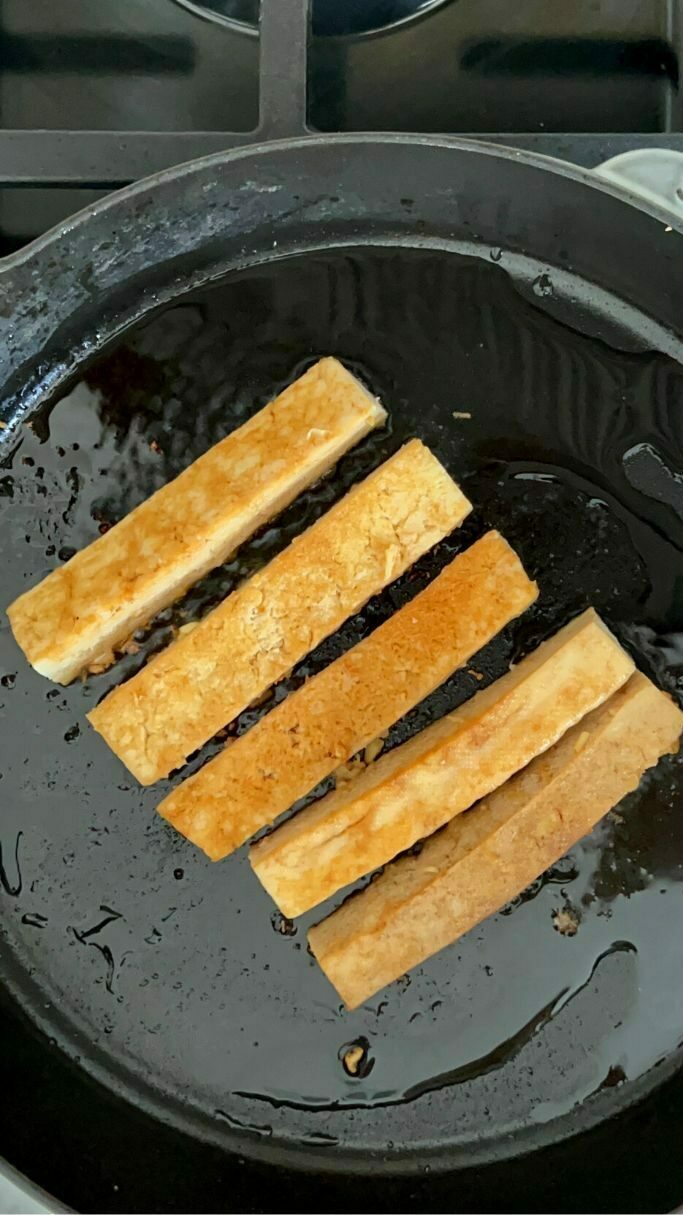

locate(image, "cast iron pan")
[[0, 135, 683, 1214]]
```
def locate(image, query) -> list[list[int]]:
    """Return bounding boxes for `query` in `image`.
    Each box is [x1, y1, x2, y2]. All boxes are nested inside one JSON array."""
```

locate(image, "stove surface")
[[0, 0, 681, 251], [1, 0, 678, 135], [0, 0, 681, 250]]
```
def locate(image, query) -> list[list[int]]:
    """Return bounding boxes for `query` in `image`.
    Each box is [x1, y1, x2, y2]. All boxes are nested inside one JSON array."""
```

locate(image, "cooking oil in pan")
[[0, 246, 682, 1160]]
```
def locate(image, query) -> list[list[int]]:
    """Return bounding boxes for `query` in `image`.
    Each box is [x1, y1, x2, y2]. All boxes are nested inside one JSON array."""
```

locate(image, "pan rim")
[[1, 131, 682, 282]]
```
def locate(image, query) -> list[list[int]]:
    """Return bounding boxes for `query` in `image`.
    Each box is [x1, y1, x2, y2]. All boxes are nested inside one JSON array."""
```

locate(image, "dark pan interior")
[[1, 246, 682, 1190]]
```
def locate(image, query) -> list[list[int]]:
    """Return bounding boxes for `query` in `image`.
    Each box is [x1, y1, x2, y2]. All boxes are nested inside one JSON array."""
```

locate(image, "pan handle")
[[257, 0, 311, 140], [594, 149, 683, 221]]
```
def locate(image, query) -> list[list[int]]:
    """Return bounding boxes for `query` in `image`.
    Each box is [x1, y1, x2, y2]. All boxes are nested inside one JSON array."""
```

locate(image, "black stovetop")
[[2, 0, 683, 246]]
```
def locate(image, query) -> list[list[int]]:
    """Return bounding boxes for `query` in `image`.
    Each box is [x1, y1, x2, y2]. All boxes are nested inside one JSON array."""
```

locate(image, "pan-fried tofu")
[[88, 440, 471, 784], [251, 609, 634, 917], [159, 530, 537, 859], [309, 672, 683, 1008], [7, 358, 387, 685]]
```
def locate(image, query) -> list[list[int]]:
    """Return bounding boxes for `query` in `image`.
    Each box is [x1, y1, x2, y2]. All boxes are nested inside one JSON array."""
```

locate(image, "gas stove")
[[1, 0, 683, 256]]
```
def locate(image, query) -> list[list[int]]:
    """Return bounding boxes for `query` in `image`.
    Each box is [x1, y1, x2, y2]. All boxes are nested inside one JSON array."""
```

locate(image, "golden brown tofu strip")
[[159, 531, 538, 859], [309, 672, 683, 1008], [7, 358, 386, 684], [88, 440, 472, 785], [251, 609, 634, 917]]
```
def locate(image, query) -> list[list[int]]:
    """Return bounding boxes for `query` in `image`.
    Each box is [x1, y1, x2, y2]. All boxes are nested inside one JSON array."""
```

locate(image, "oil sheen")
[[0, 247, 681, 1160]]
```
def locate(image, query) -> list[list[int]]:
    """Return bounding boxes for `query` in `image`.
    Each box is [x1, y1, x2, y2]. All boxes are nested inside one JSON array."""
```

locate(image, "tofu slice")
[[159, 530, 537, 859], [251, 609, 634, 917], [7, 358, 386, 685], [309, 672, 683, 1008], [88, 440, 471, 785]]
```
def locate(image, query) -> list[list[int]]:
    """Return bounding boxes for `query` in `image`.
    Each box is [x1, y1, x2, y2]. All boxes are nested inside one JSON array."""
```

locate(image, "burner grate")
[[0, 0, 681, 187]]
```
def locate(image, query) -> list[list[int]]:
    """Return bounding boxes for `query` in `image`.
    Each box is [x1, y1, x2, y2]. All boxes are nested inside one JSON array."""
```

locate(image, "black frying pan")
[[1, 85, 683, 1215]]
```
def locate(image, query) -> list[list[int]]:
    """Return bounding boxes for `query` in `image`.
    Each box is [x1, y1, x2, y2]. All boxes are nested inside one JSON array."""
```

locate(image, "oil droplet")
[[58, 546, 76, 562], [0, 832, 23, 896], [1, 673, 16, 688], [622, 441, 683, 518], [173, 868, 184, 880], [64, 724, 80, 743], [490, 246, 503, 262], [532, 272, 554, 298]]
